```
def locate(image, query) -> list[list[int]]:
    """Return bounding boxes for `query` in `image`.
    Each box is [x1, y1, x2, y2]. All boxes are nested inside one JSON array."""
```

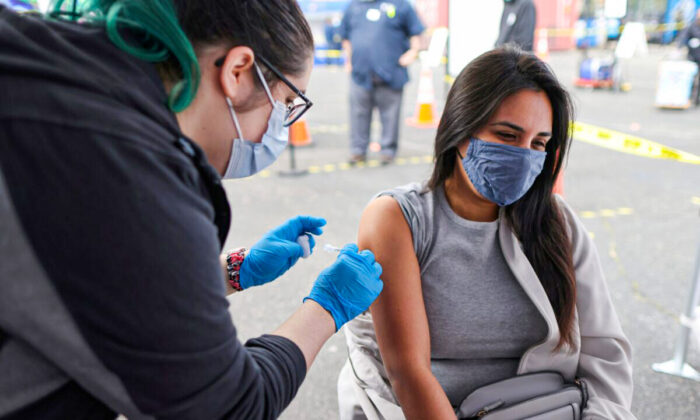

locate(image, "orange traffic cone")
[[535, 28, 549, 62], [406, 65, 439, 128], [289, 118, 312, 147]]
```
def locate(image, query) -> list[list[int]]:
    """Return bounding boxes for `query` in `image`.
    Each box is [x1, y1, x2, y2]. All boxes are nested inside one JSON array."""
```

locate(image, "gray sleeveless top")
[[346, 183, 547, 407]]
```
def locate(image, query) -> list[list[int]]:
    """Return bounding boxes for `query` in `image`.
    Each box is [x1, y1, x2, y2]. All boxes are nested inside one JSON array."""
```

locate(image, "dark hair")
[[168, 0, 314, 91], [428, 47, 577, 350], [51, 0, 314, 111]]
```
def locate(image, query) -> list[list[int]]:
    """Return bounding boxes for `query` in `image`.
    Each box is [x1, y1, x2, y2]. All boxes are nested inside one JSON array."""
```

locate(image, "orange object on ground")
[[289, 118, 312, 147], [574, 78, 614, 89], [406, 66, 439, 128], [535, 28, 549, 62]]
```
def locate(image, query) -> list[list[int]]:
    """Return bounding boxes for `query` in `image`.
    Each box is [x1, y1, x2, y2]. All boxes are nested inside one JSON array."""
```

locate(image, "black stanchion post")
[[279, 144, 307, 177]]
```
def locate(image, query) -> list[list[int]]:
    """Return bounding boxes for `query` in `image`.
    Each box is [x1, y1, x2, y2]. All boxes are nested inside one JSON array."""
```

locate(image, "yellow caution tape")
[[543, 21, 687, 38], [256, 154, 435, 178], [315, 49, 343, 59], [292, 120, 700, 166], [258, 120, 700, 181], [572, 122, 700, 165], [579, 207, 634, 219]]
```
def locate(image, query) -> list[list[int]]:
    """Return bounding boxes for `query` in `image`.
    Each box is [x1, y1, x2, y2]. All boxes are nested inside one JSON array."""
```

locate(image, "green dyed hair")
[[50, 0, 199, 112]]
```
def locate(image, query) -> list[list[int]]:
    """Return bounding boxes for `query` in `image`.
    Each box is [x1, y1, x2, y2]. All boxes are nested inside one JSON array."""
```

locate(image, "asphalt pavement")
[[223, 46, 700, 419]]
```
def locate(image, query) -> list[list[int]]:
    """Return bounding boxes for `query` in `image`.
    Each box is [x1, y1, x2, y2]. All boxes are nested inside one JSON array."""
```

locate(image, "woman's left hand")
[[239, 216, 326, 289]]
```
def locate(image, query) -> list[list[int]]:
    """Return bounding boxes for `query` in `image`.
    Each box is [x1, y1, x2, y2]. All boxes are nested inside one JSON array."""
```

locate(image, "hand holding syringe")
[[241, 218, 382, 331], [305, 243, 384, 331]]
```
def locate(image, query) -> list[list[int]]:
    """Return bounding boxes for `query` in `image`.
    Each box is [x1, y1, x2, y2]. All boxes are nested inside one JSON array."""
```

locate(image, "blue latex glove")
[[240, 216, 326, 289], [304, 244, 384, 331]]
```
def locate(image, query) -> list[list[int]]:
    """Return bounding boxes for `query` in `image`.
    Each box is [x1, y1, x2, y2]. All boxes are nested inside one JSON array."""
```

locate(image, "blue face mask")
[[223, 63, 289, 179], [462, 138, 547, 206]]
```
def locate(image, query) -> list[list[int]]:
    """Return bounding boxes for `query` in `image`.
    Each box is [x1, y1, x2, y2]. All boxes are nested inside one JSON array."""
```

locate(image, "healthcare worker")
[[0, 1, 383, 419]]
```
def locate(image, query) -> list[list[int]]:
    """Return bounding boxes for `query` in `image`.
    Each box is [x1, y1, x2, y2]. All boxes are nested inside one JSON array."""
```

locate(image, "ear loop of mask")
[[225, 97, 243, 140], [457, 139, 474, 160], [253, 62, 276, 105], [225, 62, 276, 141]]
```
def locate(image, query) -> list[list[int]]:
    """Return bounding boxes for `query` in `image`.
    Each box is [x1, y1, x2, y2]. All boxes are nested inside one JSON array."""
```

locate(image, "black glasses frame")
[[214, 54, 313, 127]]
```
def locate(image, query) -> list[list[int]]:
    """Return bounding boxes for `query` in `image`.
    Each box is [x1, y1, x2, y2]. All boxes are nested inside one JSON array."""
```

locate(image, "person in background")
[[340, 0, 424, 165], [324, 15, 343, 51], [0, 1, 383, 418], [496, 0, 537, 51], [338, 47, 635, 420], [677, 8, 700, 105]]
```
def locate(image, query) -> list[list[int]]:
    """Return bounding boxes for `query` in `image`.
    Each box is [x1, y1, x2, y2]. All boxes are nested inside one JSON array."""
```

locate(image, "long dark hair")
[[428, 47, 577, 350], [51, 0, 314, 111]]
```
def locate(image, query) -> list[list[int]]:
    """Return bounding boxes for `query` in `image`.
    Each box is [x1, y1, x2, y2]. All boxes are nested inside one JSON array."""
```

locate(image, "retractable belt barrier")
[[652, 226, 700, 382]]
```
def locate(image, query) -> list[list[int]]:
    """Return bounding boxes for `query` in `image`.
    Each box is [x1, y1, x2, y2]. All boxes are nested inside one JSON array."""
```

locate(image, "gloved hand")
[[240, 216, 326, 289], [304, 244, 384, 331]]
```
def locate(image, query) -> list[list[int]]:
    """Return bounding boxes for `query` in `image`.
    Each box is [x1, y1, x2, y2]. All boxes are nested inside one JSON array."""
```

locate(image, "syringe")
[[323, 244, 342, 253]]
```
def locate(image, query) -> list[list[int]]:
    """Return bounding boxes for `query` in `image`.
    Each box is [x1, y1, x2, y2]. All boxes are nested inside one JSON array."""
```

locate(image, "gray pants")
[[349, 80, 403, 158]]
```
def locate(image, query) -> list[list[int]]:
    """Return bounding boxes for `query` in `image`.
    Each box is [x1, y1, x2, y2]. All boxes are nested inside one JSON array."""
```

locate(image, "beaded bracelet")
[[225, 248, 247, 292]]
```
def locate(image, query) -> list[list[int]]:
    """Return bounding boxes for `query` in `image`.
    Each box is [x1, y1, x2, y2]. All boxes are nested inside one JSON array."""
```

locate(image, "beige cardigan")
[[338, 197, 635, 420]]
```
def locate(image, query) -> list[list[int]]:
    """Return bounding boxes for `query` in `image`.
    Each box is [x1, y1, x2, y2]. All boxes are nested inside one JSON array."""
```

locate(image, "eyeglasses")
[[215, 54, 313, 127]]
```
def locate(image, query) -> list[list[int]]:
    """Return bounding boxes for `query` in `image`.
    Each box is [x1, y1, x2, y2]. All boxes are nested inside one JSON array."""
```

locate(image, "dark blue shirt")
[[340, 0, 424, 90]]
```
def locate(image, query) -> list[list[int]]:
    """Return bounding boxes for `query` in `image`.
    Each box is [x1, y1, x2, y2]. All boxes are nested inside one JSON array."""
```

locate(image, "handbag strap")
[[575, 377, 589, 410]]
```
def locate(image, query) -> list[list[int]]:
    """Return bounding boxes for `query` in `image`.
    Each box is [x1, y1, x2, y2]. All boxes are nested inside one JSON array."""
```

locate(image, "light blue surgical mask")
[[462, 138, 547, 206], [223, 63, 289, 179]]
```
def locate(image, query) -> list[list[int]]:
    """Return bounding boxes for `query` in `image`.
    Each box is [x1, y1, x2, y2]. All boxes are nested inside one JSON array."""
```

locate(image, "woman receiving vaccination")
[[339, 47, 635, 420]]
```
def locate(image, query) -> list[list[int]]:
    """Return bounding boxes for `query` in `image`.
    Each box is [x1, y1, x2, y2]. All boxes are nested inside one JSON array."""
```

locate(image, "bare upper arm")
[[358, 196, 431, 378]]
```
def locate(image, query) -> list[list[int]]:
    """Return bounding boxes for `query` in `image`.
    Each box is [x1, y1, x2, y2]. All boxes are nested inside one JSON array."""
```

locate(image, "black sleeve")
[[677, 26, 690, 48], [0, 120, 306, 420], [513, 3, 537, 51]]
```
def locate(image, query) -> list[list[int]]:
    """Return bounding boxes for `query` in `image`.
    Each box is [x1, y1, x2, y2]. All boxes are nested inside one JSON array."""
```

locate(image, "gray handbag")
[[456, 372, 588, 420]]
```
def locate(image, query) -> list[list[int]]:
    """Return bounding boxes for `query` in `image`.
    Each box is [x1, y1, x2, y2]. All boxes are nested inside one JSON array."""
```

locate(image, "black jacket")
[[495, 0, 537, 51], [678, 20, 700, 63], [0, 7, 305, 419]]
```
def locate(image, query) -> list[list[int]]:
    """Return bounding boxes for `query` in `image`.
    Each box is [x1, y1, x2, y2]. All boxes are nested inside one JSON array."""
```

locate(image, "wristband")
[[225, 248, 247, 292]]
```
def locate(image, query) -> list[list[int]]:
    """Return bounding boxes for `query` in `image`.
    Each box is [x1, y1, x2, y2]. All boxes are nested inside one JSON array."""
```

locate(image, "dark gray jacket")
[[0, 7, 305, 419]]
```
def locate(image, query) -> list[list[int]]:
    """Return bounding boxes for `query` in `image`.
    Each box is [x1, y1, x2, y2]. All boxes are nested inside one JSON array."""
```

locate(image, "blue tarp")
[[298, 0, 350, 16], [663, 0, 700, 44]]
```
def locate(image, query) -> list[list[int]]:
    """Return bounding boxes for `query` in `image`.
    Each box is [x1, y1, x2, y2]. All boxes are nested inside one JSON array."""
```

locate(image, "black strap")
[[0, 328, 6, 351], [575, 377, 589, 411]]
